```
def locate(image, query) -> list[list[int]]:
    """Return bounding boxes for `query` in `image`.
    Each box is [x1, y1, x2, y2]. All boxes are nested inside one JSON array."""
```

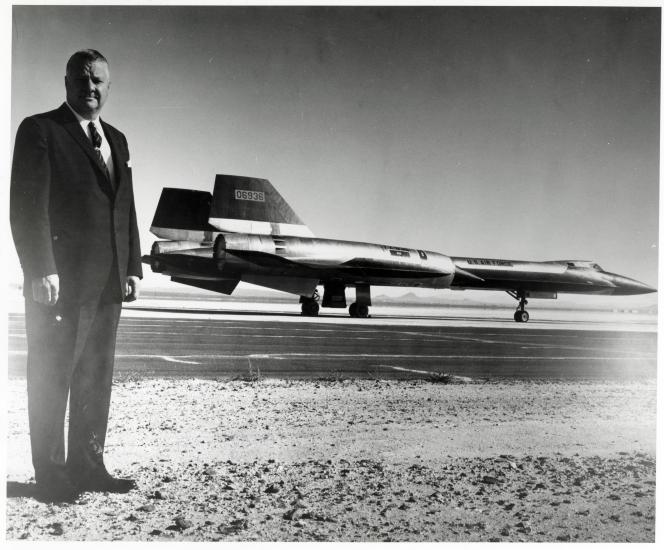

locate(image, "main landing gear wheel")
[[301, 300, 320, 317], [349, 303, 369, 318]]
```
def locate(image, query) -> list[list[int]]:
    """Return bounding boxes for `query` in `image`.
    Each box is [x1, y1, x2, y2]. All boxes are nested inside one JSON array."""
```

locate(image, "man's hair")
[[66, 49, 109, 75]]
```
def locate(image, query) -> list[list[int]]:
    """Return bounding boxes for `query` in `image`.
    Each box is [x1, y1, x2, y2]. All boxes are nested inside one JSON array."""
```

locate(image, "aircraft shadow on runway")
[[128, 304, 513, 322], [128, 305, 300, 318], [127, 305, 617, 325]]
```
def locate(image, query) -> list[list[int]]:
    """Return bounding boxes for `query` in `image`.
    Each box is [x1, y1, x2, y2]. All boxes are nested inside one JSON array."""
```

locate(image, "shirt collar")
[[65, 102, 101, 126]]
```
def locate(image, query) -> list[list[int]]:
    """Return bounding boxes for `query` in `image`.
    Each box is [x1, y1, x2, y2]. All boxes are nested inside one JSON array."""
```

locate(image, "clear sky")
[[7, 4, 660, 289]]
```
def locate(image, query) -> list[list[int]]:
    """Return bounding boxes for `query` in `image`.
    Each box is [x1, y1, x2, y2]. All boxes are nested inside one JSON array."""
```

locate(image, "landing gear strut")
[[507, 290, 529, 323], [300, 289, 320, 317], [349, 285, 371, 318]]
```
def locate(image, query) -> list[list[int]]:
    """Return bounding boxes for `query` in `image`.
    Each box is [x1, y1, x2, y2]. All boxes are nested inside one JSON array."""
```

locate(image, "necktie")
[[88, 122, 111, 182]]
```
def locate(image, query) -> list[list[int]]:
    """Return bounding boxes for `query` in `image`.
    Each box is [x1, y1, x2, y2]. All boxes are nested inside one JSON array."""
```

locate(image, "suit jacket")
[[10, 103, 142, 305]]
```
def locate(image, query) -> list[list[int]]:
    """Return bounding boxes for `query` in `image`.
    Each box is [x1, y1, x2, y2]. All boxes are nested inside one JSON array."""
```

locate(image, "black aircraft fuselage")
[[142, 175, 655, 322]]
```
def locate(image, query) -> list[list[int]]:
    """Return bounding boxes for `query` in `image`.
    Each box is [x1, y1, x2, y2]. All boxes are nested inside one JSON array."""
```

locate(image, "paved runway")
[[7, 307, 656, 380]]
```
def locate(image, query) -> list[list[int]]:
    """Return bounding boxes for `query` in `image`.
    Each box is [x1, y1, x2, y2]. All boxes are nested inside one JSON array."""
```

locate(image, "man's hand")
[[32, 274, 59, 305], [124, 276, 140, 302]]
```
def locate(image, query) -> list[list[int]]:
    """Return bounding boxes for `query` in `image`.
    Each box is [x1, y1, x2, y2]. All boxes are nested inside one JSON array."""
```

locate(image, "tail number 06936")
[[234, 189, 265, 202]]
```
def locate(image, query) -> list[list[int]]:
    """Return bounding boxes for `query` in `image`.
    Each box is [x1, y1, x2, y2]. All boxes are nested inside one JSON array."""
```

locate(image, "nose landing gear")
[[514, 309, 529, 323], [508, 290, 530, 323]]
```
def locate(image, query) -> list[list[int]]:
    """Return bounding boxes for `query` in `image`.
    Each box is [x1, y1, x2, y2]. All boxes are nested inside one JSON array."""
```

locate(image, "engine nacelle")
[[214, 233, 275, 260]]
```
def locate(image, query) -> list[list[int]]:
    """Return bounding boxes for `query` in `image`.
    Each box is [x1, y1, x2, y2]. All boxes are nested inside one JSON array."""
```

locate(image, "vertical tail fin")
[[208, 174, 314, 237], [150, 188, 216, 241]]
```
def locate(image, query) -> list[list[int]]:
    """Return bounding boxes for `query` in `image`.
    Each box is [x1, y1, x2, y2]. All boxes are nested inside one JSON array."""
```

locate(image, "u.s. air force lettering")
[[464, 258, 514, 267]]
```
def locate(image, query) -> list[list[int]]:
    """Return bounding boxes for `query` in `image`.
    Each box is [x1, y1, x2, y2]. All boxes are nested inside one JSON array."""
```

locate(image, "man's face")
[[65, 60, 111, 119]]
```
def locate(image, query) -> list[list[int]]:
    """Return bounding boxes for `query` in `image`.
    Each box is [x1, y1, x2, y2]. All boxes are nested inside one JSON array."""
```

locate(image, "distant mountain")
[[94, 280, 661, 313]]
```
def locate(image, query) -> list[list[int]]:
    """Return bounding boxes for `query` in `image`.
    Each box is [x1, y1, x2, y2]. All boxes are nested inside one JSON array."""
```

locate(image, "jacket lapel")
[[58, 104, 115, 198], [101, 120, 123, 193]]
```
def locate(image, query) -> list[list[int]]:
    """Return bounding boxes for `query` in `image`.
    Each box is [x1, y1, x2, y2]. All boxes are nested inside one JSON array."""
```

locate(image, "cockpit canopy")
[[564, 261, 603, 271]]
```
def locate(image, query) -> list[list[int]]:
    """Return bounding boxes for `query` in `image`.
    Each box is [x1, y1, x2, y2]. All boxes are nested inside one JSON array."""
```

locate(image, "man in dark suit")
[[10, 49, 142, 502]]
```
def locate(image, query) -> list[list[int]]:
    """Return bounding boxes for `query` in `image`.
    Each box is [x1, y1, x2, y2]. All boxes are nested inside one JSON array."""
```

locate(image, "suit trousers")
[[24, 277, 122, 483]]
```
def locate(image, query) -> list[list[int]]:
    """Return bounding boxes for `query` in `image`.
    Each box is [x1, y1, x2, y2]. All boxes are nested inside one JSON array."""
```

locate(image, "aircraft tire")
[[301, 301, 320, 316], [349, 303, 358, 317], [357, 304, 370, 318], [514, 310, 529, 323]]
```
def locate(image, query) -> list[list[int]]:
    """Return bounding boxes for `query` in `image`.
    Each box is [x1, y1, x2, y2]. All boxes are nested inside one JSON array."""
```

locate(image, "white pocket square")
[[126, 159, 132, 168]]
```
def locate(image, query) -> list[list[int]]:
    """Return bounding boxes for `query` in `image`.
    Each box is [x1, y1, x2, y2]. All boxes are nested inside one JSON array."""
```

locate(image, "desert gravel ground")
[[5, 375, 656, 542]]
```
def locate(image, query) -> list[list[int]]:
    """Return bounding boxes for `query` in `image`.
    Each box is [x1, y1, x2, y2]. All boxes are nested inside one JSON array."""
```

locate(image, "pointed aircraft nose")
[[606, 274, 657, 296]]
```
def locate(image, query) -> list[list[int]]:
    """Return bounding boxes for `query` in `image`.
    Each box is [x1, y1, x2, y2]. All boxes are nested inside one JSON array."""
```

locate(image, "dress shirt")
[[65, 102, 116, 184]]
